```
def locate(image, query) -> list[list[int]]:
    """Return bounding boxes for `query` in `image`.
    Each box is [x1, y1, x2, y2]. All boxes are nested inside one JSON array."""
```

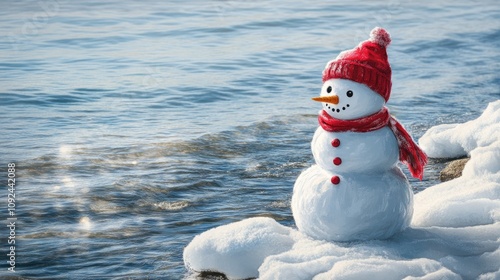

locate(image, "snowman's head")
[[312, 78, 385, 120]]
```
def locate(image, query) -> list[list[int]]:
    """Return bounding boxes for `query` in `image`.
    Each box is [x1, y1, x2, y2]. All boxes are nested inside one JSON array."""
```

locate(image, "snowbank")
[[184, 100, 500, 279]]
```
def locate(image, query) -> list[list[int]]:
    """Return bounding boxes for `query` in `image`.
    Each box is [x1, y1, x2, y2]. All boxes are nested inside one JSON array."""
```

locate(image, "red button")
[[331, 176, 340, 185], [331, 138, 340, 147], [333, 157, 342, 165]]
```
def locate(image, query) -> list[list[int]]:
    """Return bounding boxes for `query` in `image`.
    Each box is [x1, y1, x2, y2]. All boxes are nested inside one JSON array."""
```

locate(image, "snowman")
[[292, 27, 428, 242]]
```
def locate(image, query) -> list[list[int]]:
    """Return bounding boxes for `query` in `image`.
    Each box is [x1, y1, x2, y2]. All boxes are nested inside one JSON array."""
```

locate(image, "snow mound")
[[183, 217, 299, 279], [418, 100, 500, 158], [184, 100, 500, 279], [415, 100, 500, 229]]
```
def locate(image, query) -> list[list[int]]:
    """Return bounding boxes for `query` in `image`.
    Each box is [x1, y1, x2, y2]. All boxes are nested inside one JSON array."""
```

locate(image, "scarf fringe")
[[318, 108, 428, 180], [388, 118, 428, 180]]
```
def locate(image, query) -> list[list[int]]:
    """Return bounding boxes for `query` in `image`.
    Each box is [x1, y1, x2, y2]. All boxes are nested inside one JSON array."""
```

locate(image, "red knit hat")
[[322, 27, 392, 102]]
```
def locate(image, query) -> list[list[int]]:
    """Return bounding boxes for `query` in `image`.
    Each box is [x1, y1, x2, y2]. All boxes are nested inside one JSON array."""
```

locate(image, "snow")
[[183, 217, 299, 279], [418, 100, 500, 158], [184, 100, 500, 279]]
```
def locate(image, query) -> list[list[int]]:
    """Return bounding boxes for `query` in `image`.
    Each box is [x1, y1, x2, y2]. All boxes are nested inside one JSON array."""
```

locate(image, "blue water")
[[1, 0, 499, 278]]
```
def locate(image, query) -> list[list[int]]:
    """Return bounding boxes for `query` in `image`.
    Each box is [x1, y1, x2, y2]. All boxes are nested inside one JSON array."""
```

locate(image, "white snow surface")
[[184, 100, 500, 280], [418, 100, 500, 158], [183, 217, 299, 279]]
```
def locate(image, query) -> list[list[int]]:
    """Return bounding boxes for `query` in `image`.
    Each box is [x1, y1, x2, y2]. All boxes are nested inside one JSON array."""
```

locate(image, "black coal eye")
[[326, 86, 332, 93], [346, 90, 353, 97]]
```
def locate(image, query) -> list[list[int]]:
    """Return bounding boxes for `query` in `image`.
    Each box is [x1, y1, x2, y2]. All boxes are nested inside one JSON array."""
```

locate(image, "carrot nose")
[[312, 95, 339, 104]]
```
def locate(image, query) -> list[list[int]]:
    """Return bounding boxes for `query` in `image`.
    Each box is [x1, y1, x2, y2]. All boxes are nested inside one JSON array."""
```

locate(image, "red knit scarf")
[[318, 108, 428, 180]]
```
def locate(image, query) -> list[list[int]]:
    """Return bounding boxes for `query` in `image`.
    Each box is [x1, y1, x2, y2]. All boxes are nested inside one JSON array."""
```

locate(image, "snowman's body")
[[312, 126, 399, 173], [291, 79, 414, 242]]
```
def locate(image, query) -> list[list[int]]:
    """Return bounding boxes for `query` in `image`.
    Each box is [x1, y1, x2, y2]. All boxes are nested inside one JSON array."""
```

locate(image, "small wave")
[[270, 200, 290, 208], [153, 201, 190, 211]]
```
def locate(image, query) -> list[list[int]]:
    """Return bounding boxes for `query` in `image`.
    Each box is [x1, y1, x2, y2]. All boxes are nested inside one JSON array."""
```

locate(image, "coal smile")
[[326, 103, 350, 113]]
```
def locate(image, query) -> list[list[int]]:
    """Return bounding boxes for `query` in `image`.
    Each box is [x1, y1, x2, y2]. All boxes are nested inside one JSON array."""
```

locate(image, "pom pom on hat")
[[322, 27, 393, 102], [370, 27, 391, 47]]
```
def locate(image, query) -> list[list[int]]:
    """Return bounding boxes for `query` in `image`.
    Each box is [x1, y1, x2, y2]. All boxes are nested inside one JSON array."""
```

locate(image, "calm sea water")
[[1, 0, 499, 278]]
